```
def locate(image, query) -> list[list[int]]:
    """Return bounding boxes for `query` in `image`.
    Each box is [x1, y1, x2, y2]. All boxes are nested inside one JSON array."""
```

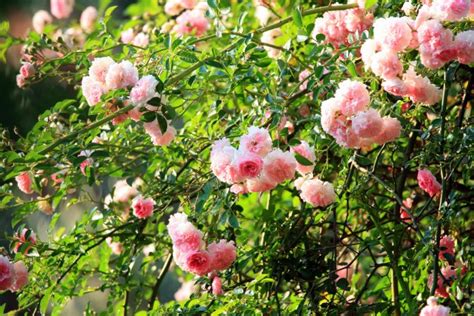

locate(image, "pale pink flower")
[[262, 149, 297, 184], [113, 180, 138, 203], [51, 0, 74, 19], [105, 60, 139, 90], [372, 117, 402, 145], [417, 169, 442, 197], [230, 183, 249, 194], [335, 80, 370, 116], [231, 151, 264, 181], [373, 17, 412, 52], [370, 50, 403, 80], [32, 10, 53, 33], [212, 276, 223, 295], [298, 178, 337, 207], [299, 69, 312, 91], [430, 0, 470, 21], [417, 20, 457, 69], [261, 28, 282, 58], [211, 139, 237, 184], [173, 9, 210, 37], [351, 109, 384, 139], [167, 213, 204, 253], [81, 76, 105, 106], [382, 78, 408, 97], [16, 75, 26, 88], [132, 196, 155, 219], [360, 39, 379, 69], [89, 57, 114, 84], [130, 75, 158, 105], [10, 261, 28, 292], [153, 125, 176, 146], [0, 256, 14, 291], [420, 297, 450, 316], [439, 235, 455, 261], [165, 0, 184, 16], [239, 126, 272, 157], [15, 172, 33, 194], [255, 4, 274, 26], [127, 107, 142, 121], [80, 6, 98, 33], [455, 30, 474, 64], [132, 32, 149, 48], [320, 97, 343, 134], [121, 28, 135, 44], [208, 240, 237, 271], [246, 175, 277, 193], [174, 280, 196, 301], [106, 237, 123, 255], [403, 67, 442, 105], [20, 63, 35, 78], [184, 250, 212, 276], [402, 2, 415, 15], [290, 141, 316, 175], [13, 228, 37, 254]]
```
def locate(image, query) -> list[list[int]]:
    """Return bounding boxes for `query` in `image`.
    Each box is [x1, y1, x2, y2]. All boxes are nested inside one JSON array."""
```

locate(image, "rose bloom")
[[15, 172, 33, 194], [173, 9, 209, 37], [208, 240, 237, 271], [89, 57, 114, 84], [370, 50, 403, 80], [420, 296, 450, 316], [51, 0, 75, 19], [239, 126, 272, 157], [130, 75, 158, 105], [299, 69, 312, 91], [13, 228, 37, 254], [403, 68, 442, 105], [212, 276, 223, 295], [260, 28, 282, 58], [105, 60, 139, 90], [369, 116, 401, 145], [417, 169, 442, 197], [373, 17, 412, 52], [165, 0, 185, 16], [320, 97, 343, 134], [184, 250, 212, 276], [153, 125, 176, 146], [298, 178, 337, 207], [439, 235, 455, 261], [132, 196, 155, 219], [260, 149, 297, 184], [10, 261, 28, 292], [113, 180, 139, 203], [132, 32, 149, 48], [455, 30, 474, 65], [230, 183, 249, 194], [20, 63, 35, 79], [361, 39, 379, 70], [335, 80, 370, 116], [211, 139, 237, 184], [428, 266, 457, 298], [290, 141, 316, 175], [81, 76, 105, 106], [121, 28, 135, 44], [351, 109, 384, 139], [0, 255, 14, 291], [382, 78, 408, 97], [246, 175, 277, 193], [80, 6, 98, 33], [32, 10, 53, 33], [231, 151, 264, 181], [167, 213, 204, 253], [430, 0, 470, 21]]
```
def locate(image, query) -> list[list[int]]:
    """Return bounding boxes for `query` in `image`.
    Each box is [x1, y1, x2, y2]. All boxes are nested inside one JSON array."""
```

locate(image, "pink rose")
[[0, 256, 14, 291], [439, 235, 455, 261], [290, 141, 316, 175], [113, 180, 139, 203], [184, 250, 212, 276], [208, 240, 237, 271], [430, 0, 470, 21], [370, 50, 403, 80], [132, 32, 149, 48], [231, 151, 264, 181], [212, 276, 223, 295], [245, 175, 277, 193], [15, 172, 33, 194], [403, 67, 442, 105], [372, 117, 402, 145], [32, 10, 53, 33], [428, 266, 457, 298], [455, 30, 474, 65], [80, 6, 98, 33], [239, 126, 272, 157], [262, 149, 297, 184], [105, 60, 139, 90], [382, 78, 408, 97], [81, 76, 105, 106], [165, 0, 185, 16], [417, 169, 442, 197], [211, 139, 237, 184], [16, 75, 26, 88], [10, 261, 28, 292], [20, 63, 35, 79], [130, 75, 158, 105], [89, 57, 115, 85], [335, 80, 370, 116], [373, 17, 412, 52], [173, 9, 210, 37], [121, 29, 135, 44], [297, 178, 337, 207], [132, 196, 155, 219], [51, 0, 74, 19], [420, 297, 450, 316], [299, 69, 312, 91], [167, 213, 204, 253], [351, 109, 384, 139], [106, 238, 123, 255]]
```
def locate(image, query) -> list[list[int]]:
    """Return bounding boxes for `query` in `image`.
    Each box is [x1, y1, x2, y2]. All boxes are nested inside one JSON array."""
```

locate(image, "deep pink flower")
[[20, 63, 35, 79], [167, 213, 204, 253], [32, 10, 53, 33], [231, 151, 264, 181], [132, 196, 155, 219], [184, 250, 212, 276], [15, 172, 33, 194], [51, 0, 74, 19], [0, 256, 14, 291], [428, 266, 457, 298], [208, 240, 237, 271], [417, 169, 442, 197]]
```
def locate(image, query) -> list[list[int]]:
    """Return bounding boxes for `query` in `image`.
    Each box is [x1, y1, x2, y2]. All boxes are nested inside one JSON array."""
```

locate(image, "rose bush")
[[0, 0, 472, 314]]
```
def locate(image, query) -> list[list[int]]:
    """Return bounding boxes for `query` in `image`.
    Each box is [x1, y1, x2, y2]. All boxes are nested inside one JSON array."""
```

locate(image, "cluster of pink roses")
[[361, 3, 473, 105], [321, 79, 401, 148], [163, 0, 210, 37], [167, 213, 236, 294], [0, 256, 28, 293], [312, 2, 373, 48], [210, 126, 298, 194], [106, 179, 156, 220]]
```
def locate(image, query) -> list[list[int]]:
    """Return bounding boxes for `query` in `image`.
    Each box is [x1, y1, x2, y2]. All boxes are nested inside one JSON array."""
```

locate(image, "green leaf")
[[292, 7, 303, 28], [207, 0, 218, 10], [148, 97, 161, 107], [336, 278, 350, 290], [294, 153, 313, 166], [156, 113, 168, 134], [346, 61, 358, 78], [140, 111, 157, 123], [365, 0, 377, 9], [205, 59, 225, 69]]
